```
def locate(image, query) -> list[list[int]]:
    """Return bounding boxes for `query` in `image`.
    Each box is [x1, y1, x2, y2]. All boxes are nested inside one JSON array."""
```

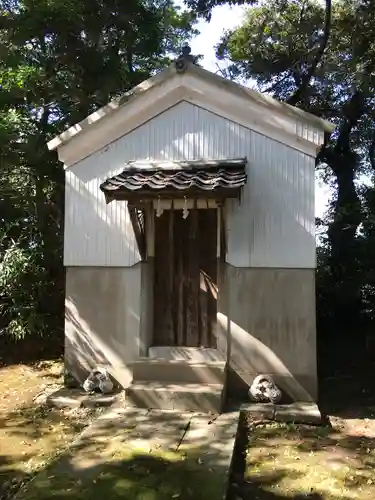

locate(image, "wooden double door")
[[153, 208, 218, 347]]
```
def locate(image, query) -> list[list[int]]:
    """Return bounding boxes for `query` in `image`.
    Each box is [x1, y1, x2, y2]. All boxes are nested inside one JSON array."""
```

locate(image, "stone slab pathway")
[[15, 407, 239, 500], [241, 401, 322, 424]]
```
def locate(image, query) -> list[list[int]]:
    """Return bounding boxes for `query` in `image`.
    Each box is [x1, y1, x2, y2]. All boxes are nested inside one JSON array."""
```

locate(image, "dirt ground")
[[229, 371, 375, 500], [0, 360, 99, 500], [237, 417, 375, 500], [0, 360, 62, 413], [3, 357, 375, 500]]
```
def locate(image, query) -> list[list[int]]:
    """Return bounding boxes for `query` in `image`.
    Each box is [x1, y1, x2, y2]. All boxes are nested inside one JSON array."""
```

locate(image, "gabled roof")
[[48, 61, 335, 167]]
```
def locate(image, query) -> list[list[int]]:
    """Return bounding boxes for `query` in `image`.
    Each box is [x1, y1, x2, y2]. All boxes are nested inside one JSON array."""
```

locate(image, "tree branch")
[[215, 62, 229, 79], [335, 90, 365, 154], [287, 0, 332, 106], [299, 1, 306, 25], [262, 44, 322, 95], [369, 128, 375, 170]]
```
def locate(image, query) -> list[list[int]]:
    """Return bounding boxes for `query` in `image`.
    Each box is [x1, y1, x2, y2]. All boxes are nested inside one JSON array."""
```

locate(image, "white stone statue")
[[82, 367, 114, 394], [249, 374, 282, 404]]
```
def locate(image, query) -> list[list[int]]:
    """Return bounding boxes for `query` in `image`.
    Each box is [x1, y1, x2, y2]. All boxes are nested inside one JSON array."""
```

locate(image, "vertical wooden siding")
[[64, 101, 315, 268]]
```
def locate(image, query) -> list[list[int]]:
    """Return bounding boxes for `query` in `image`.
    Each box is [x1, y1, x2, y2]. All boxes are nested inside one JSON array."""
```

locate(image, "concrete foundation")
[[64, 265, 317, 404], [65, 265, 142, 386], [219, 265, 317, 402]]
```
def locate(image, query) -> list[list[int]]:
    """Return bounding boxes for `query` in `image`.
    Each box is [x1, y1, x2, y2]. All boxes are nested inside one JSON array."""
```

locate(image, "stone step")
[[44, 388, 123, 409], [241, 402, 322, 425], [148, 346, 225, 362], [126, 381, 224, 413], [131, 358, 226, 385]]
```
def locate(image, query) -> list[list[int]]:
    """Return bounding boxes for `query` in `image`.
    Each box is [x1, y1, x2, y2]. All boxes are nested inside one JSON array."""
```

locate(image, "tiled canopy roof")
[[100, 158, 247, 202]]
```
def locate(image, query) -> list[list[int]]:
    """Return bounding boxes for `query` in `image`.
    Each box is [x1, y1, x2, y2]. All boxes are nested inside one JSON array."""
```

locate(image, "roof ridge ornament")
[[175, 42, 195, 73]]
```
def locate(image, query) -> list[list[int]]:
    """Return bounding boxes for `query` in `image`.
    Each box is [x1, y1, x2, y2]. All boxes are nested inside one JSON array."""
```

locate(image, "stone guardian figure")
[[249, 374, 282, 403]]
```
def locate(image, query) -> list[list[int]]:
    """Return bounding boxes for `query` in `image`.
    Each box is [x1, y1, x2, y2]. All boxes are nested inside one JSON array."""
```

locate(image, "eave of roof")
[[47, 63, 335, 153]]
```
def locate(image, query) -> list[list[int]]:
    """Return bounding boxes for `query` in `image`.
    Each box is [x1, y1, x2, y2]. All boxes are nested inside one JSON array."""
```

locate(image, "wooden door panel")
[[153, 208, 217, 347]]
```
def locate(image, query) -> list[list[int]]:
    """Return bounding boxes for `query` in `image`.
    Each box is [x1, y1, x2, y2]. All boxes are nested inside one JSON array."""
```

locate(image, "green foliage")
[[0, 243, 43, 339], [183, 0, 255, 20], [0, 0, 196, 341], [217, 0, 326, 93]]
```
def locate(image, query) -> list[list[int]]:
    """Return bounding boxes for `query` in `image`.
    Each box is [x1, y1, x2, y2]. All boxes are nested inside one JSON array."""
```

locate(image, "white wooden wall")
[[64, 101, 315, 268]]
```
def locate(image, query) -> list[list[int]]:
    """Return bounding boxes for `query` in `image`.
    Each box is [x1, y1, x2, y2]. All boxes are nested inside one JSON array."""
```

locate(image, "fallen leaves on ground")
[[242, 418, 375, 500], [0, 361, 100, 500]]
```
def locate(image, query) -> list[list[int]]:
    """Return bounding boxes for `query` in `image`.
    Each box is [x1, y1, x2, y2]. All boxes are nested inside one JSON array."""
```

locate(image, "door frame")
[[138, 198, 228, 358]]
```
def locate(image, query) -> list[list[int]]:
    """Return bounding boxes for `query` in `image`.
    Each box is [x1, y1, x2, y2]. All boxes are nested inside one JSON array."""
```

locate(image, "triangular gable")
[[48, 61, 335, 167]]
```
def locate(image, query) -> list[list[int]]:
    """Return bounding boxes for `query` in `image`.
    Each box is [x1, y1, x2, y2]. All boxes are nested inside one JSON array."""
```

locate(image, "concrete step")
[[125, 382, 224, 413], [131, 358, 226, 385], [44, 388, 123, 409], [241, 402, 322, 425], [148, 346, 225, 362]]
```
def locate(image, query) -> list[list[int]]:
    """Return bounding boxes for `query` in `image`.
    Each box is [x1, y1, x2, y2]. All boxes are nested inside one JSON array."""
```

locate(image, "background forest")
[[1, 0, 374, 384]]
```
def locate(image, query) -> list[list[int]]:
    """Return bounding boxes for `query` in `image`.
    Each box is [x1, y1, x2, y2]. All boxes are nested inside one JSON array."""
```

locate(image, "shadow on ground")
[[11, 408, 237, 500], [0, 402, 98, 500], [14, 451, 226, 500], [3, 347, 375, 500], [227, 408, 375, 500]]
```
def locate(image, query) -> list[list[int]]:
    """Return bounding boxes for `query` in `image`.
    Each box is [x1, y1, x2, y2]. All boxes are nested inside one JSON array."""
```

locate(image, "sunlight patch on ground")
[[245, 421, 375, 500], [15, 444, 226, 500], [0, 360, 100, 500]]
